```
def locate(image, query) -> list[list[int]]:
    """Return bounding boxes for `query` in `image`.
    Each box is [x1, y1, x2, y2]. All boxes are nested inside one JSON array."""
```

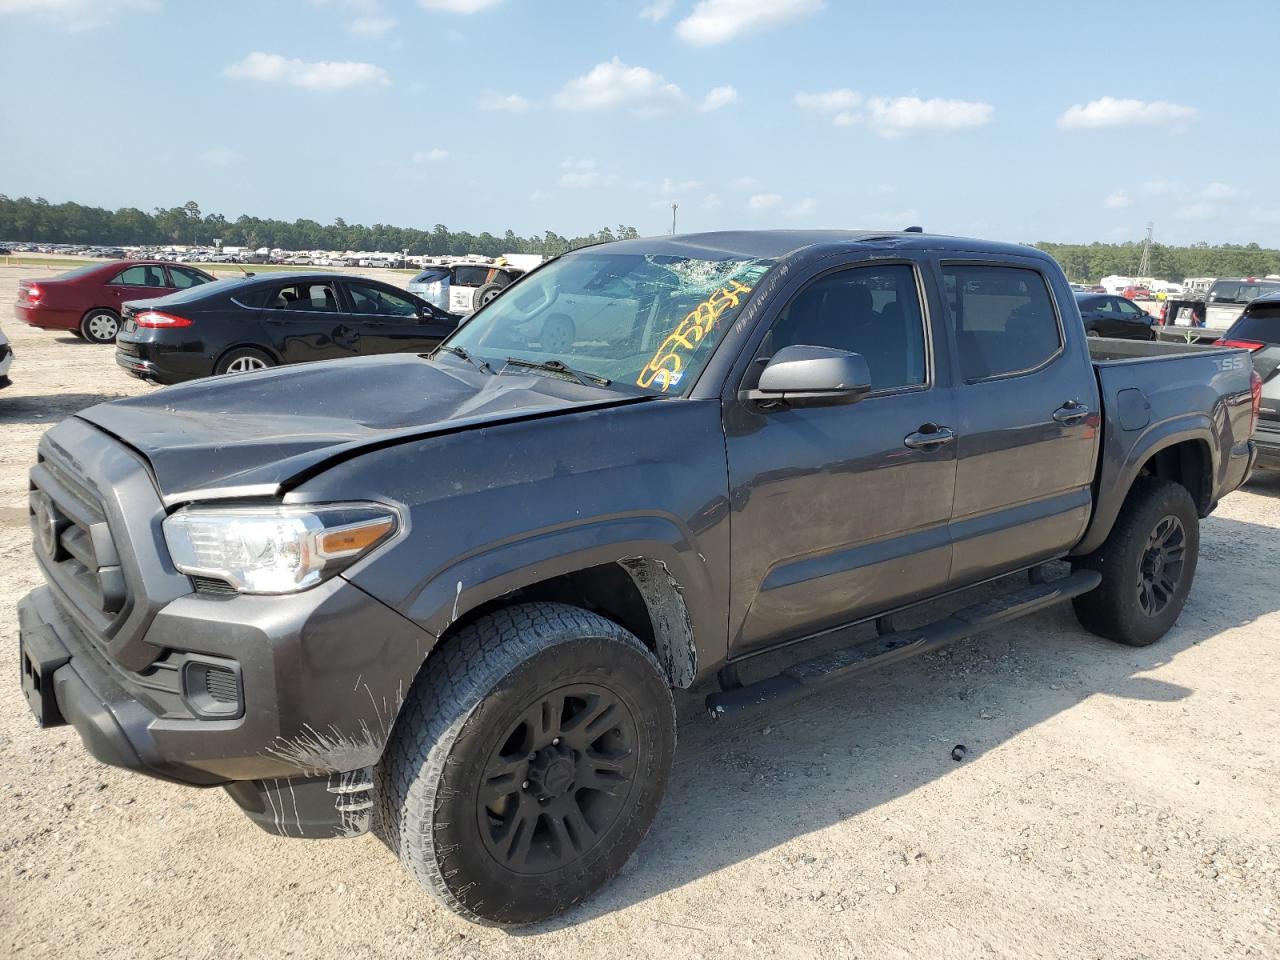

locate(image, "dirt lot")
[[1, 263, 1278, 959]]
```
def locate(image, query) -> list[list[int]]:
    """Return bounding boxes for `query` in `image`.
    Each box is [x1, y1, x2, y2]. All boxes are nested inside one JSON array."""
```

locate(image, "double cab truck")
[[18, 230, 1260, 924]]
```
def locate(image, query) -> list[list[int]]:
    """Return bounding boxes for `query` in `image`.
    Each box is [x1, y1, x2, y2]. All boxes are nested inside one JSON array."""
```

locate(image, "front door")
[[259, 280, 360, 364], [342, 280, 456, 354], [940, 261, 1099, 585], [725, 260, 958, 657]]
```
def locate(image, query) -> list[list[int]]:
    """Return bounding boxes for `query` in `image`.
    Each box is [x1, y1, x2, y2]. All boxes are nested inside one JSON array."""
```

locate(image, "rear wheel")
[[377, 603, 675, 925], [1071, 477, 1199, 646], [80, 309, 120, 344], [215, 347, 275, 375], [539, 314, 575, 353]]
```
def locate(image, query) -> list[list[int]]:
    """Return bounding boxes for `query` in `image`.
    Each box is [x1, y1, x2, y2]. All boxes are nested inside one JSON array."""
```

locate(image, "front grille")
[[29, 451, 129, 637]]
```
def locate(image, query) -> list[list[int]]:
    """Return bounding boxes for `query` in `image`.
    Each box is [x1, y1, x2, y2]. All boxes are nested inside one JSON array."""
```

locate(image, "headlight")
[[163, 503, 399, 594]]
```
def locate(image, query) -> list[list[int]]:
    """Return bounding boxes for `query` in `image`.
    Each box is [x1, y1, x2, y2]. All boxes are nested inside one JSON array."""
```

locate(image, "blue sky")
[[2, 0, 1278, 246]]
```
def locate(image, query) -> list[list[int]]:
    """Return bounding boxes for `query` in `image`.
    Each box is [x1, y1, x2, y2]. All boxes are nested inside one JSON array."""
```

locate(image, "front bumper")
[[18, 574, 435, 786]]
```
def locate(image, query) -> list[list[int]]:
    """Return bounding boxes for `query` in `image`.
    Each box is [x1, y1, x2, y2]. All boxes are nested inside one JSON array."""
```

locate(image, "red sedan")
[[15, 260, 217, 343]]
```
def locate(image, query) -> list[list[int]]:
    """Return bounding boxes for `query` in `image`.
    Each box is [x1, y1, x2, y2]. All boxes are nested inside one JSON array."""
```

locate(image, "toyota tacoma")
[[18, 230, 1259, 924]]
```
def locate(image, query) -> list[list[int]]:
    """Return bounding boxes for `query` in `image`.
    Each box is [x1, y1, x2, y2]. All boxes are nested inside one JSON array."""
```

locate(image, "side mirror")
[[745, 344, 872, 407]]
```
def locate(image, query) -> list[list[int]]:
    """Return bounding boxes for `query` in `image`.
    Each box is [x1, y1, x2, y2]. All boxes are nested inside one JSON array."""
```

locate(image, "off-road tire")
[[80, 308, 120, 344], [1071, 477, 1199, 646], [214, 346, 274, 375], [376, 602, 676, 925], [471, 282, 504, 312]]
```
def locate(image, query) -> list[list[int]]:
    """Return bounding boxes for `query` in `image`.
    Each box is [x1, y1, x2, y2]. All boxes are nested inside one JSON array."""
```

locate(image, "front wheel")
[[377, 603, 675, 925], [80, 309, 120, 344], [1071, 477, 1199, 646]]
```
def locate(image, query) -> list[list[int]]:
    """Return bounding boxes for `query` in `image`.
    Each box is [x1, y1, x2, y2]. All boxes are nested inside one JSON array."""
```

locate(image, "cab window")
[[764, 263, 927, 392], [943, 265, 1061, 381]]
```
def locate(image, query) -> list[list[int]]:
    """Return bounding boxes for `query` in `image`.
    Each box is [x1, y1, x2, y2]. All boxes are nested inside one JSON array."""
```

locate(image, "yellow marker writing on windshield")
[[637, 279, 754, 391]]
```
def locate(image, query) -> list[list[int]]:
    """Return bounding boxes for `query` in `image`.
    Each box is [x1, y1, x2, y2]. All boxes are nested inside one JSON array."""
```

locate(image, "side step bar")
[[706, 570, 1101, 717]]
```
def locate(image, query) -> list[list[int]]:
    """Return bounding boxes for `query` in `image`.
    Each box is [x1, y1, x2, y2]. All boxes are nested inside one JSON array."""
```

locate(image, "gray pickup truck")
[[18, 230, 1259, 924]]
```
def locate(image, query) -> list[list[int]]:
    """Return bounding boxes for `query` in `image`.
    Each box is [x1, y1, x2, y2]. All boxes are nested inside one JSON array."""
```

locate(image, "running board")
[[705, 570, 1101, 718]]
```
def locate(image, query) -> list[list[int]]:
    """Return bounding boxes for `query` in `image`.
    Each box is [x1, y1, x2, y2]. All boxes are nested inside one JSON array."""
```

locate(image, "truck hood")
[[77, 354, 649, 504]]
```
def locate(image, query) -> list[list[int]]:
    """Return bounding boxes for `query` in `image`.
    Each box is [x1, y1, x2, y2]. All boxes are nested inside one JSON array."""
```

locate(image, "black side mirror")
[[744, 344, 872, 408]]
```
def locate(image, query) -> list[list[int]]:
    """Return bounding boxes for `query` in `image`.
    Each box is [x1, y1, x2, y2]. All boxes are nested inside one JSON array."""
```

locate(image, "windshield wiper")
[[501, 356, 612, 388], [435, 344, 491, 374]]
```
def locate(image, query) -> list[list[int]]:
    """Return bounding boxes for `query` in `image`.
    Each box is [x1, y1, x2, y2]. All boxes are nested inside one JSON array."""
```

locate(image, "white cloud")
[[554, 58, 688, 115], [795, 88, 861, 114], [559, 161, 618, 188], [418, 0, 501, 11], [700, 85, 738, 112], [1177, 201, 1216, 221], [1104, 190, 1133, 209], [864, 96, 993, 138], [349, 14, 396, 34], [477, 91, 532, 112], [200, 147, 241, 167], [783, 197, 817, 218], [412, 148, 449, 162], [701, 193, 723, 210], [0, 0, 157, 30], [1201, 182, 1241, 201], [748, 193, 782, 211], [1057, 96, 1197, 129], [1141, 180, 1178, 196], [528, 189, 552, 202], [638, 0, 674, 21], [658, 177, 703, 194], [225, 52, 390, 91], [676, 0, 823, 45], [796, 89, 990, 135], [728, 176, 761, 191]]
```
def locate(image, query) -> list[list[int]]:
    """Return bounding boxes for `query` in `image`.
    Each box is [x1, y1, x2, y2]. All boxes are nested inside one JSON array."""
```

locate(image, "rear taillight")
[[27, 284, 42, 305], [1212, 338, 1266, 352], [1251, 370, 1263, 435], [134, 310, 193, 328]]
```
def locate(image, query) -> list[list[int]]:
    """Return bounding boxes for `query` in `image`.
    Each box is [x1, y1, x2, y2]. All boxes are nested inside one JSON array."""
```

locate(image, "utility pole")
[[1137, 222, 1154, 278], [671, 202, 678, 236]]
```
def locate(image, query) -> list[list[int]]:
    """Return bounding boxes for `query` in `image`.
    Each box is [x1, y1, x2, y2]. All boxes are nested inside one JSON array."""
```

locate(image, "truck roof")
[[602, 229, 1048, 263]]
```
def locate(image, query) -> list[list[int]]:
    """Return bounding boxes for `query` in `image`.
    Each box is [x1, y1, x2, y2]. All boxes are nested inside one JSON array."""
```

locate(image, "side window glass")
[[766, 263, 927, 391], [169, 268, 207, 289], [453, 266, 490, 287], [1116, 299, 1143, 317], [266, 282, 340, 312], [347, 282, 418, 317], [111, 264, 166, 287], [944, 265, 1061, 381]]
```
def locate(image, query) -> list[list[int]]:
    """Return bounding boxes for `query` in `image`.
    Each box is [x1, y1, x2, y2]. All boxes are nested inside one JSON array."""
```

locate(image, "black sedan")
[[1073, 292, 1156, 340], [115, 272, 460, 384]]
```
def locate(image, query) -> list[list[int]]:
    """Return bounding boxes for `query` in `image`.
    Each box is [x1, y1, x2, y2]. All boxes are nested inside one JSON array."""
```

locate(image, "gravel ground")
[[1, 263, 1278, 959]]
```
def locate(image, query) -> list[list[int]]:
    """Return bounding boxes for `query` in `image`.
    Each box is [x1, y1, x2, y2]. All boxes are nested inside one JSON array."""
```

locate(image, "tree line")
[[0, 195, 640, 258], [4, 194, 1279, 279]]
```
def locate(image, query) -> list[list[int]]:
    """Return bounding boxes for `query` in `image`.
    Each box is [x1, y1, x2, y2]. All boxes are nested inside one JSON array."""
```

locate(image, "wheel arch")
[[1073, 424, 1214, 556], [214, 341, 282, 370]]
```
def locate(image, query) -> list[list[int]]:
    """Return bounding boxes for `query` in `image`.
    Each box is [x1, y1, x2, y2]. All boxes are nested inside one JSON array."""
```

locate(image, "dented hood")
[[77, 354, 644, 504]]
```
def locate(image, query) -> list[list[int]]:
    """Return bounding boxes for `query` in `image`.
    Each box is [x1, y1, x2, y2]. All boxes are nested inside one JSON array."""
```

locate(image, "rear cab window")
[[943, 264, 1062, 381]]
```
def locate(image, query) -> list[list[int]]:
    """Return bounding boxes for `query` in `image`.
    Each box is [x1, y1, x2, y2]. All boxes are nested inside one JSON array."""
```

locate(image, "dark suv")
[[1217, 293, 1280, 468]]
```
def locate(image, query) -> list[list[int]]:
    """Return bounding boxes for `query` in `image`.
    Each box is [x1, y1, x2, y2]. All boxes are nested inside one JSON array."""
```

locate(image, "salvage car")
[[14, 260, 216, 343], [17, 230, 1259, 925], [1215, 293, 1280, 468], [1073, 292, 1156, 340], [114, 272, 459, 383]]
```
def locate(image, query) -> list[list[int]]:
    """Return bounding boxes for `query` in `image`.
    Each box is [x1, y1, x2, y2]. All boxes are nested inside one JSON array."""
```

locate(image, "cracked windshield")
[[445, 251, 774, 394]]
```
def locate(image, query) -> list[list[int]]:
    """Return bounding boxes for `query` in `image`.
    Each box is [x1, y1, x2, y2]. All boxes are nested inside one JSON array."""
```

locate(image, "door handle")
[[904, 425, 955, 450], [1053, 401, 1090, 425]]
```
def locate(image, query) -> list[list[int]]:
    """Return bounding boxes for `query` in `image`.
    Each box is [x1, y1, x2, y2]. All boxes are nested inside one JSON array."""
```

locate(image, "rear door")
[[940, 260, 1100, 585], [725, 258, 958, 657], [258, 280, 359, 364], [342, 280, 457, 354], [105, 263, 174, 309]]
